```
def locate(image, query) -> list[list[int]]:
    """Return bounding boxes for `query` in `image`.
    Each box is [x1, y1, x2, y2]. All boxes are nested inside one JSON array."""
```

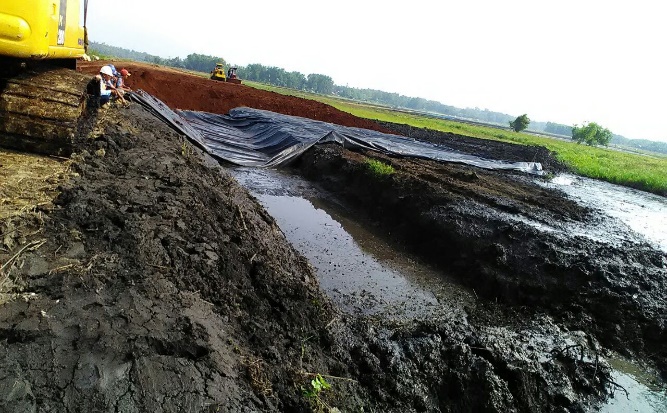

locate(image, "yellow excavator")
[[0, 0, 92, 155]]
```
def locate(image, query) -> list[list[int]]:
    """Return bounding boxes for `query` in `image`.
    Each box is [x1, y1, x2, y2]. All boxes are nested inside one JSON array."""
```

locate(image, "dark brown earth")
[[0, 61, 664, 412], [295, 144, 666, 372], [1, 104, 604, 413]]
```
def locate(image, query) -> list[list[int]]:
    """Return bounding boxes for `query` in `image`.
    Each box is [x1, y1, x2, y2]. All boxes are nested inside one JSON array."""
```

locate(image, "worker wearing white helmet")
[[98, 66, 114, 104], [98, 65, 126, 105], [100, 65, 114, 77]]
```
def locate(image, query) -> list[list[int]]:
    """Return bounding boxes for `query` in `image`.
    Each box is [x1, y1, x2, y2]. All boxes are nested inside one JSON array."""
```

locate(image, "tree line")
[[511, 115, 611, 146], [242, 64, 336, 95], [89, 42, 228, 74], [88, 42, 521, 123], [89, 42, 667, 154]]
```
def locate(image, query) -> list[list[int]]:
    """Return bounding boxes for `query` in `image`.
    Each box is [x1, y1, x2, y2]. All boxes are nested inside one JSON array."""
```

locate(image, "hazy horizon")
[[87, 0, 667, 143]]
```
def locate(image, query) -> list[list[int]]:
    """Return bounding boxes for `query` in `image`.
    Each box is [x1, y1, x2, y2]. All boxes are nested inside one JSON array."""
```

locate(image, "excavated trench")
[[2, 103, 619, 413], [229, 164, 667, 413], [0, 61, 662, 411], [112, 60, 667, 411], [231, 167, 476, 320]]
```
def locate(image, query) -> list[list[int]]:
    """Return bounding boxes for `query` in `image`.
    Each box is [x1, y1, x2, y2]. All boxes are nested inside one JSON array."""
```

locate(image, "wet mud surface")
[[0, 104, 612, 413], [0, 62, 665, 411], [295, 143, 666, 378], [539, 174, 667, 252], [231, 167, 475, 321]]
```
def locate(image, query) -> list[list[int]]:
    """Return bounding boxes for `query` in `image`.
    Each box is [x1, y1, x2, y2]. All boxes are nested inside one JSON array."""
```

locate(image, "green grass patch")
[[243, 82, 667, 195], [366, 159, 395, 176]]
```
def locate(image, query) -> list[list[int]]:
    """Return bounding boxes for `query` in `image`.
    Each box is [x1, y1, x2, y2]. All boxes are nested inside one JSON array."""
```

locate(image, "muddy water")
[[229, 166, 666, 412], [534, 177, 667, 412], [539, 174, 667, 252], [599, 358, 667, 413], [231, 167, 474, 320]]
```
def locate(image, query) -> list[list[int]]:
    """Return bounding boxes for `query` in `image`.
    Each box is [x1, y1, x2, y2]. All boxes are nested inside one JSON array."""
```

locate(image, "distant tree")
[[164, 56, 184, 68], [306, 74, 334, 94], [571, 122, 613, 146], [544, 122, 573, 136], [183, 53, 224, 73], [509, 114, 530, 132], [243, 63, 266, 82], [285, 71, 307, 89]]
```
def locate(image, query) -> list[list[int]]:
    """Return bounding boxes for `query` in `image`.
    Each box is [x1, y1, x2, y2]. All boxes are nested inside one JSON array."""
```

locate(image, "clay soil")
[[77, 61, 391, 133], [0, 61, 664, 412]]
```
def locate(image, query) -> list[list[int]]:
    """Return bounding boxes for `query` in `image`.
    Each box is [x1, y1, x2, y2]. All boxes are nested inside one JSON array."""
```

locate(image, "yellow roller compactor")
[[210, 63, 227, 81], [0, 0, 92, 155]]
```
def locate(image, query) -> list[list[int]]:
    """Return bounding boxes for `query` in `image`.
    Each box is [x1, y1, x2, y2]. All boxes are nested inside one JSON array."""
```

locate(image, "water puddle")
[[230, 166, 666, 410], [538, 174, 667, 253], [485, 323, 667, 412], [598, 357, 667, 413], [231, 167, 474, 320]]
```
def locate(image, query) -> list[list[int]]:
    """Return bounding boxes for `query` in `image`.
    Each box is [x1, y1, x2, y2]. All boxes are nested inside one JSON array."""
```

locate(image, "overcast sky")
[[88, 0, 667, 143]]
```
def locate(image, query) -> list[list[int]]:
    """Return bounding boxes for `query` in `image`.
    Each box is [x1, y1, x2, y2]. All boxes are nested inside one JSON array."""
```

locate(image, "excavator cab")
[[226, 67, 242, 84], [210, 63, 227, 81]]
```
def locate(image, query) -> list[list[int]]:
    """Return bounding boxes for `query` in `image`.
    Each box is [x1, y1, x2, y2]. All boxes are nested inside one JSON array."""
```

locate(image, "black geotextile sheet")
[[132, 91, 543, 174]]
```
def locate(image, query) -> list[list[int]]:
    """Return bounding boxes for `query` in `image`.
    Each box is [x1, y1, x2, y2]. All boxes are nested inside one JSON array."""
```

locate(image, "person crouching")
[[98, 65, 127, 106]]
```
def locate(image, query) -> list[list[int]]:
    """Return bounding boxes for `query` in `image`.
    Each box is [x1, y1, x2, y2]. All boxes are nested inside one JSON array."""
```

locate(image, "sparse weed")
[[301, 374, 332, 413], [181, 137, 194, 158], [299, 337, 338, 412], [365, 159, 395, 176]]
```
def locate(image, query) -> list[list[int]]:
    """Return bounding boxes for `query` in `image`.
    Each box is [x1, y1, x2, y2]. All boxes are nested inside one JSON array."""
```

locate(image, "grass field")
[[246, 81, 667, 195]]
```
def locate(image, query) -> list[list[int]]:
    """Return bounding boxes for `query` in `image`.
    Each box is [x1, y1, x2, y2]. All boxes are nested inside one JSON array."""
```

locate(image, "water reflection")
[[231, 166, 666, 411], [598, 358, 667, 413], [232, 167, 473, 319], [539, 174, 667, 252]]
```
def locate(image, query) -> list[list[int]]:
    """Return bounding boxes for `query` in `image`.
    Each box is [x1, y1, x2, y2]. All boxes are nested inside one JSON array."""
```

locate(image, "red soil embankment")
[[78, 61, 391, 133]]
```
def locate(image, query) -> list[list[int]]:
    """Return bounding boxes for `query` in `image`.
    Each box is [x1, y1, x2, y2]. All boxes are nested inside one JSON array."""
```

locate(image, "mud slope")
[[295, 144, 667, 377], [1, 105, 335, 411], [0, 102, 615, 411]]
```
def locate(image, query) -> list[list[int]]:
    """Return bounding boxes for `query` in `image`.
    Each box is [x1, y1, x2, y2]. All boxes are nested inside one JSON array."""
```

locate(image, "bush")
[[509, 114, 530, 132], [572, 122, 612, 146]]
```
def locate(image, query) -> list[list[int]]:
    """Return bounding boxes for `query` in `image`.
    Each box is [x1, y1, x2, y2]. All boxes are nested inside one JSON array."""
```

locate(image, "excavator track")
[[0, 67, 92, 156]]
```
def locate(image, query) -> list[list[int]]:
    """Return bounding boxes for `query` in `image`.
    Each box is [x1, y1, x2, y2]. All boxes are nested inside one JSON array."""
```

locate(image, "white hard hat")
[[100, 66, 114, 76]]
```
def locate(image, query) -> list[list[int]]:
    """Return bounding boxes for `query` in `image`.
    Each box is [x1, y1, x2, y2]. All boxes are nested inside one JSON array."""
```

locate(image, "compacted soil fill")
[[0, 61, 663, 412]]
